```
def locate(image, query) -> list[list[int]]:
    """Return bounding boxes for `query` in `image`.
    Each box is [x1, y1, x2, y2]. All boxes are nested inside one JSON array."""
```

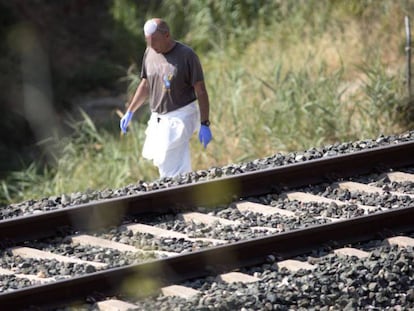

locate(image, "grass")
[[1, 1, 413, 204]]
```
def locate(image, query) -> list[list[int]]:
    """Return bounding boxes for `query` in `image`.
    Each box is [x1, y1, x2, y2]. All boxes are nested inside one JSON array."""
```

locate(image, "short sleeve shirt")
[[141, 41, 204, 114]]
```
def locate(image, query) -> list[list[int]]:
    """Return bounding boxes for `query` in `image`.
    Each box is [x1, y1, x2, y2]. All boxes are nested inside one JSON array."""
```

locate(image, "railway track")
[[0, 140, 414, 309]]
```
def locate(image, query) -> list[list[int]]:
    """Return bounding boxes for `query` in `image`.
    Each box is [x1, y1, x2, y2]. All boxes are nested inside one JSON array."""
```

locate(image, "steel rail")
[[1, 141, 414, 244], [1, 205, 413, 309]]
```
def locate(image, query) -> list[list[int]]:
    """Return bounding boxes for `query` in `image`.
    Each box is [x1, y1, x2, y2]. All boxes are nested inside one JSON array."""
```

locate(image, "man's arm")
[[194, 80, 212, 148], [194, 80, 210, 122], [127, 78, 149, 113]]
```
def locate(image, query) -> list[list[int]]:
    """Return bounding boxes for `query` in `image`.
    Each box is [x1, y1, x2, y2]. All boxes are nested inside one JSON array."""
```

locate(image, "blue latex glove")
[[199, 125, 212, 148], [120, 111, 133, 133]]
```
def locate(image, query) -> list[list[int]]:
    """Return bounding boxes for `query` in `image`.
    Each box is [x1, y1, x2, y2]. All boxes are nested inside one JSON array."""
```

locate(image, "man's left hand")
[[199, 125, 212, 148]]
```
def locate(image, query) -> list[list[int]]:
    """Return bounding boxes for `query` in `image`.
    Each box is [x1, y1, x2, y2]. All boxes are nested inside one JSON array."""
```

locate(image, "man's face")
[[146, 30, 167, 54]]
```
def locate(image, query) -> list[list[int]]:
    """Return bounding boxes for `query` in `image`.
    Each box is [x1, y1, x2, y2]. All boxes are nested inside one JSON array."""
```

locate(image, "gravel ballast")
[[1, 131, 414, 310], [2, 131, 414, 220]]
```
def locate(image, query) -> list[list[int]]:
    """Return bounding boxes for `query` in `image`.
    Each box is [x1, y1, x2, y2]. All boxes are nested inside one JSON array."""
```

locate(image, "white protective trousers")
[[142, 101, 199, 178]]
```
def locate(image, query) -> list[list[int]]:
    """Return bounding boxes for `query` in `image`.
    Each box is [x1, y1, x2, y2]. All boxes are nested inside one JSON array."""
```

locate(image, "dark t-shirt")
[[141, 41, 204, 114]]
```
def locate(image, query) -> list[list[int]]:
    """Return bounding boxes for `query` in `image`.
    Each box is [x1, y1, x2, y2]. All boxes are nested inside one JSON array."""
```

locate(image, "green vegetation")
[[1, 0, 413, 204]]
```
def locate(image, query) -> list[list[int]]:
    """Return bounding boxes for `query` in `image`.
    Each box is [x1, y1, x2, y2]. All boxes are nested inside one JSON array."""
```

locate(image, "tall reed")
[[1, 0, 412, 204]]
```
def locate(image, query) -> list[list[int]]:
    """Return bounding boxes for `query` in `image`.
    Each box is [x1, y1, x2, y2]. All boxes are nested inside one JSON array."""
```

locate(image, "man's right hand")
[[120, 111, 134, 133]]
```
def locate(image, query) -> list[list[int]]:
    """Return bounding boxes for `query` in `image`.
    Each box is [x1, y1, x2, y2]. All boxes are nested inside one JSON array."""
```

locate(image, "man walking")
[[120, 18, 212, 178]]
